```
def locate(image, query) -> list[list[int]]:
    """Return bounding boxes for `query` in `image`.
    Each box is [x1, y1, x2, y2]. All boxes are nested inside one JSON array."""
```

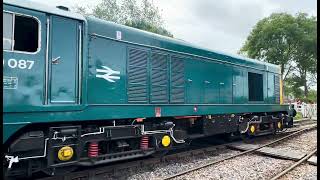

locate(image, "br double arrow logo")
[[96, 66, 120, 83]]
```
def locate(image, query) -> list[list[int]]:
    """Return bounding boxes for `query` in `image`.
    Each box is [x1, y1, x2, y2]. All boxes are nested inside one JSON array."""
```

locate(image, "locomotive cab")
[[4, 0, 86, 176], [4, 1, 85, 142]]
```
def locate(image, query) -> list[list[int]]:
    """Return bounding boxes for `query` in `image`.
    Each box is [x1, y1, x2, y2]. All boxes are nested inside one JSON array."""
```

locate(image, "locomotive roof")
[[86, 16, 280, 74], [4, 0, 85, 21]]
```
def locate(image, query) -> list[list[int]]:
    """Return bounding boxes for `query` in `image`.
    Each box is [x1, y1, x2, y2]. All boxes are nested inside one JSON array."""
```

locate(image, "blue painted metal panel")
[[218, 64, 233, 104], [233, 67, 247, 104], [263, 71, 268, 103], [185, 58, 205, 104], [274, 75, 280, 103], [203, 62, 220, 104], [50, 16, 79, 103], [88, 37, 127, 104]]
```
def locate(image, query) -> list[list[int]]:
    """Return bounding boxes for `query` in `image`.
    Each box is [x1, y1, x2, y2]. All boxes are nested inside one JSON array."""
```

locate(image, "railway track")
[[163, 124, 317, 180], [293, 118, 317, 127], [23, 124, 315, 180], [270, 148, 317, 180]]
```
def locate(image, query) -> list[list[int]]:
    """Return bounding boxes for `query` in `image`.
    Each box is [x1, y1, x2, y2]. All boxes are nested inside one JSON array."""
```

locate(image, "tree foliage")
[[240, 12, 317, 98], [306, 89, 317, 103], [74, 0, 173, 37], [92, 0, 122, 23], [290, 13, 317, 96]]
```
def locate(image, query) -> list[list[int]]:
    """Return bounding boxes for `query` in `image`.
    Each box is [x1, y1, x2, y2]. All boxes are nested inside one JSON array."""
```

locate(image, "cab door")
[[49, 16, 81, 104]]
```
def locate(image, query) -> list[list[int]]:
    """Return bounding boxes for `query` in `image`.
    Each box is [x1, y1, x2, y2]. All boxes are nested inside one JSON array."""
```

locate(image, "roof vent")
[[56, 6, 69, 11]]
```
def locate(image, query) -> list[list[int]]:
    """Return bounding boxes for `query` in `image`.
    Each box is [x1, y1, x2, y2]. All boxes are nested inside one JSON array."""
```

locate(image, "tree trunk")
[[303, 70, 308, 98], [280, 64, 284, 80], [304, 81, 308, 97]]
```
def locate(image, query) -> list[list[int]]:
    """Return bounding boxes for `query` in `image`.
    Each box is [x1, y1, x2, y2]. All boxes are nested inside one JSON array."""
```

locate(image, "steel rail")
[[162, 125, 317, 180], [270, 148, 317, 180]]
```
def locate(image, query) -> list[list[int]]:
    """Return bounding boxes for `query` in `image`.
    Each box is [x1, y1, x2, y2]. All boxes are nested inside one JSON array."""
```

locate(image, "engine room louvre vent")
[[150, 52, 169, 103], [127, 48, 148, 103], [170, 56, 185, 103], [274, 75, 280, 103]]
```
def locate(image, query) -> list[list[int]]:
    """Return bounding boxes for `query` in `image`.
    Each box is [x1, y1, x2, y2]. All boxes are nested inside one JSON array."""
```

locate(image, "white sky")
[[31, 0, 317, 54]]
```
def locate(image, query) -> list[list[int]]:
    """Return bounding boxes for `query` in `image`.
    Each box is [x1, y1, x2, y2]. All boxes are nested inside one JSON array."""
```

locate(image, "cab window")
[[3, 12, 40, 53], [248, 72, 263, 101], [3, 12, 13, 50]]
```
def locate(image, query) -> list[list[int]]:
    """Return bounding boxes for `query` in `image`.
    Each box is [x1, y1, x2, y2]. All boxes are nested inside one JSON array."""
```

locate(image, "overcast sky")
[[31, 0, 317, 55]]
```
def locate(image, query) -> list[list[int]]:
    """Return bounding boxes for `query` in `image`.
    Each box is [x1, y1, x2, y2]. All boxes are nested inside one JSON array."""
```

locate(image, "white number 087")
[[3, 59, 35, 70]]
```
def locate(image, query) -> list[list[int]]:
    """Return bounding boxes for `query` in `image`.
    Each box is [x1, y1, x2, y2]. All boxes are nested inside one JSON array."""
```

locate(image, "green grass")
[[294, 112, 303, 120]]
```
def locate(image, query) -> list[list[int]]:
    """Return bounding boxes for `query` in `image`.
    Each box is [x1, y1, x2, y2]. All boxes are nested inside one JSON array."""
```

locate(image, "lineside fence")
[[290, 103, 317, 119]]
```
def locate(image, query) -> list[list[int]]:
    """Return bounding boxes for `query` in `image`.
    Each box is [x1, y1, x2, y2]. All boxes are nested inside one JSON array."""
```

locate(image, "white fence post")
[[295, 103, 317, 119]]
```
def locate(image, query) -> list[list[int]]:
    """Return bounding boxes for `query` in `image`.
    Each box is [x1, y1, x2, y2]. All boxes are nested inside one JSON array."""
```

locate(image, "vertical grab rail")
[[44, 17, 50, 105], [77, 24, 82, 104]]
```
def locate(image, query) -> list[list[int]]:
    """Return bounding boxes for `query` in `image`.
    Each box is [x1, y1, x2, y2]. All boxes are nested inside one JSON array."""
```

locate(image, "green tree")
[[240, 13, 317, 97], [305, 89, 317, 103], [290, 13, 317, 96], [92, 0, 122, 23], [120, 0, 140, 23], [74, 0, 173, 37], [284, 76, 304, 98], [125, 20, 173, 37], [240, 13, 297, 80]]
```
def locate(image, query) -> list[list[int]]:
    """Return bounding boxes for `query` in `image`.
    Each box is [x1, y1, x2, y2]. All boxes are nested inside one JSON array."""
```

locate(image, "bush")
[[294, 112, 303, 120]]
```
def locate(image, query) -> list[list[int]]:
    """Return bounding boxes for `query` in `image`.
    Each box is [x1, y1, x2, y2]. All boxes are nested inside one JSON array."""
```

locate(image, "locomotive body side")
[[86, 16, 288, 116]]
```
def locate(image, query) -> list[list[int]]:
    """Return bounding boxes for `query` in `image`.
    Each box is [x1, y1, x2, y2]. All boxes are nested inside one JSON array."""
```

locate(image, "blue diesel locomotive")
[[3, 0, 295, 177]]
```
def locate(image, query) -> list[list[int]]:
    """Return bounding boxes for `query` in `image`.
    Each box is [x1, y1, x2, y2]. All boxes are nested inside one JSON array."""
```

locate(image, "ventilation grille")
[[127, 48, 148, 103], [150, 53, 168, 103], [274, 75, 280, 103], [170, 56, 185, 103]]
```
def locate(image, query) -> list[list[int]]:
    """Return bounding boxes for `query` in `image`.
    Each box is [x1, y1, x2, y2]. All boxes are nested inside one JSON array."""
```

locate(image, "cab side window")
[[3, 12, 40, 53], [248, 72, 263, 101], [3, 12, 13, 50]]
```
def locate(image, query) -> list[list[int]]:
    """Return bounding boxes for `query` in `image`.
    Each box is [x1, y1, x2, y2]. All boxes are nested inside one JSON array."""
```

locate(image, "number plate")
[[3, 76, 18, 89]]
